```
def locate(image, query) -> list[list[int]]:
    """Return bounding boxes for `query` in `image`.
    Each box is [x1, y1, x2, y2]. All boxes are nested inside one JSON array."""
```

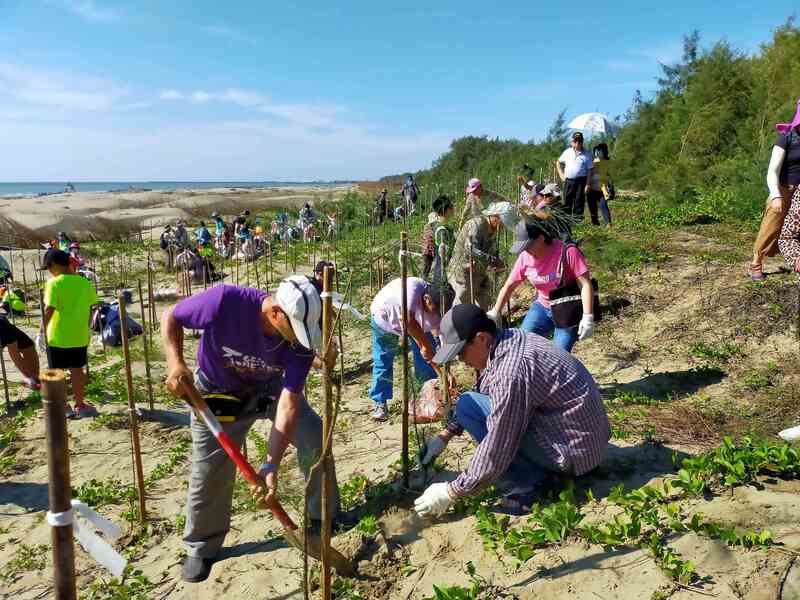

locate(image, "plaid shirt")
[[449, 329, 610, 498]]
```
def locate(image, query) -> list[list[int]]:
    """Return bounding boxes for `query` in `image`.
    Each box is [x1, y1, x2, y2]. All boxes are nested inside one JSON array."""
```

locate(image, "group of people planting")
[[7, 104, 800, 586]]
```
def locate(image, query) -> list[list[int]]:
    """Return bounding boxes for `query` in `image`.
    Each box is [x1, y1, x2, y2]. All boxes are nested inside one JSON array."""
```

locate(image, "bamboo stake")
[[320, 265, 334, 600], [42, 370, 77, 600], [0, 343, 10, 413], [399, 232, 410, 488], [137, 280, 154, 411], [118, 293, 147, 523]]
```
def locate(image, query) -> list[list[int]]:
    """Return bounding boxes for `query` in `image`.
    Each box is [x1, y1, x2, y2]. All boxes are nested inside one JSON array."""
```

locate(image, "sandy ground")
[[0, 185, 354, 244], [1, 221, 800, 599]]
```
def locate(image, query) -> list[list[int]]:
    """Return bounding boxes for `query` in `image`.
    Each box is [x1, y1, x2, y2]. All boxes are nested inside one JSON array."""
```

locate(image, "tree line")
[[385, 18, 800, 224]]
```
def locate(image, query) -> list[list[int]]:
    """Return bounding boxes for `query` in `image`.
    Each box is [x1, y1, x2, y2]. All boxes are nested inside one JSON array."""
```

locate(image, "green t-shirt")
[[44, 274, 100, 348]]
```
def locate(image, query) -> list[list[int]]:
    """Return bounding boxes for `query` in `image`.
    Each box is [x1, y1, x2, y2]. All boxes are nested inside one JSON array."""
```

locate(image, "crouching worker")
[[414, 303, 610, 517], [162, 278, 342, 583], [369, 277, 453, 422]]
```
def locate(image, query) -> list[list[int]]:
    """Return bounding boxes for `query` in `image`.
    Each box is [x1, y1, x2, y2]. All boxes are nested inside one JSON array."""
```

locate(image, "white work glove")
[[414, 482, 453, 518], [577, 314, 594, 341], [486, 309, 502, 329], [418, 434, 448, 467]]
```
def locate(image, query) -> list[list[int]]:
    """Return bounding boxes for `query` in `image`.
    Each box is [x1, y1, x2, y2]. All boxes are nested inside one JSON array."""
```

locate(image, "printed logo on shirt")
[[221, 345, 281, 377], [529, 269, 557, 285]]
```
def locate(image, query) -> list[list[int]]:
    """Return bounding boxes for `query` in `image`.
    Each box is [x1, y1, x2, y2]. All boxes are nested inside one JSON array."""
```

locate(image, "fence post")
[[42, 369, 78, 600], [118, 293, 147, 523], [400, 232, 410, 488], [320, 265, 334, 600]]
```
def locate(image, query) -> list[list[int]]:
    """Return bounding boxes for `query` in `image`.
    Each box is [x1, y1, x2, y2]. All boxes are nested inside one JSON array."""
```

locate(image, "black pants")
[[422, 254, 434, 279], [586, 189, 602, 225], [563, 177, 588, 218]]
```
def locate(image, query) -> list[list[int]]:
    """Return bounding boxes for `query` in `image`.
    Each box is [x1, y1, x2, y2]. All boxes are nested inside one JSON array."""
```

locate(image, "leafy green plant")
[[689, 341, 745, 365], [339, 474, 369, 511], [332, 576, 365, 600], [424, 562, 517, 600], [355, 515, 379, 537], [73, 478, 136, 508], [0, 543, 48, 583], [80, 567, 155, 600]]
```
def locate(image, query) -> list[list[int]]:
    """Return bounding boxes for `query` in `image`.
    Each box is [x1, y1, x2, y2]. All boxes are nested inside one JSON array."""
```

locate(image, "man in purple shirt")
[[162, 277, 341, 582], [414, 303, 610, 517]]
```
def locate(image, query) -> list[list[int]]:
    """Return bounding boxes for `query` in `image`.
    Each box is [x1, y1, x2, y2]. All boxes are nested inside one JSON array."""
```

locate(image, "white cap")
[[274, 276, 322, 352], [483, 201, 517, 231]]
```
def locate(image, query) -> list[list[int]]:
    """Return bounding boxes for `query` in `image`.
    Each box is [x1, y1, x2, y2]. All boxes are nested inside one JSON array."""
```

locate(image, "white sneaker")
[[778, 425, 800, 442], [371, 404, 388, 422]]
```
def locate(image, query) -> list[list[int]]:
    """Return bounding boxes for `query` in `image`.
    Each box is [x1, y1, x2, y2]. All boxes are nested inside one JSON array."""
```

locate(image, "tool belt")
[[203, 392, 273, 422]]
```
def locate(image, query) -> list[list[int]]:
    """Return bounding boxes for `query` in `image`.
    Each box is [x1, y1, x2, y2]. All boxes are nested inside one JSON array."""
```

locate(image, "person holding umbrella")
[[556, 132, 593, 219]]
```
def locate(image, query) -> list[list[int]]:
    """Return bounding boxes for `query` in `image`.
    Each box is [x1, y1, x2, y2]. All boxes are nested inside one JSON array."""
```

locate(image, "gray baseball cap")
[[433, 304, 495, 364]]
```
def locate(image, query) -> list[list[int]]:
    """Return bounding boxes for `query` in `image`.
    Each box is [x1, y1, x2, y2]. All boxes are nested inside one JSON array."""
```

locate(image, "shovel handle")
[[177, 375, 298, 531]]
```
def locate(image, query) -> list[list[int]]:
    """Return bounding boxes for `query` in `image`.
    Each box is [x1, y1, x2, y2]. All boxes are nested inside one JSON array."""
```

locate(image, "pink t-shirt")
[[509, 240, 589, 308]]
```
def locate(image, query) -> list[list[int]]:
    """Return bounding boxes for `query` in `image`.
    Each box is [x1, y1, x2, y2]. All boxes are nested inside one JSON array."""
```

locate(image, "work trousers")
[[455, 392, 568, 495], [183, 372, 340, 558], [752, 185, 794, 266], [563, 177, 588, 218], [369, 317, 437, 404], [586, 188, 612, 225], [449, 271, 492, 311]]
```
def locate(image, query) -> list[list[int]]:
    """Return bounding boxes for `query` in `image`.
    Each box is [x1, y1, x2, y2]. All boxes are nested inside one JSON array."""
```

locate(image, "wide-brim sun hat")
[[465, 178, 482, 194], [275, 275, 322, 352], [509, 220, 535, 255]]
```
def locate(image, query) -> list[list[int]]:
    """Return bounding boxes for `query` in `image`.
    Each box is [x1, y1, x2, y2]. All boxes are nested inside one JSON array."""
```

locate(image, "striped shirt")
[[448, 329, 610, 498]]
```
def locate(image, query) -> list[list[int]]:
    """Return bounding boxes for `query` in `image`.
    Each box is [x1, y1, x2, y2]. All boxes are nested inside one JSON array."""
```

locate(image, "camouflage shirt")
[[447, 216, 500, 281]]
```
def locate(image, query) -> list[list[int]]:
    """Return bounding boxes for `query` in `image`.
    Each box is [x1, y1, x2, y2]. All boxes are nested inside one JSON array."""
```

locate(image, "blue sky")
[[0, 1, 795, 181]]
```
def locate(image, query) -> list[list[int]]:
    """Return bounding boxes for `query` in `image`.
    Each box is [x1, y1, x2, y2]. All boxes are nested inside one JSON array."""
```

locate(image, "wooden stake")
[[42, 369, 77, 600], [118, 292, 147, 523], [399, 232, 410, 489], [320, 265, 335, 600], [137, 280, 155, 411], [0, 344, 10, 413]]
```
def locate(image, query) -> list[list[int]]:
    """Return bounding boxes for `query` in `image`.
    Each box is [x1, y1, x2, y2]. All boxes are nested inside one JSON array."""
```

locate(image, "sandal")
[[747, 263, 765, 281]]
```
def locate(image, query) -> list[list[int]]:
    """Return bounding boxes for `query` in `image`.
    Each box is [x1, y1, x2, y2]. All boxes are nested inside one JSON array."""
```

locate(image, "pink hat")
[[776, 98, 800, 134], [465, 178, 482, 194]]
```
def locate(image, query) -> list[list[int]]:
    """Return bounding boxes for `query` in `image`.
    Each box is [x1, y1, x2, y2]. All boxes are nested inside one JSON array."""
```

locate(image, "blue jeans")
[[519, 301, 579, 353], [369, 317, 437, 404], [455, 392, 562, 495]]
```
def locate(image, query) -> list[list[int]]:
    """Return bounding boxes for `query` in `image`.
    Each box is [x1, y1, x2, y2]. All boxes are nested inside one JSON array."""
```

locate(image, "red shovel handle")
[[178, 376, 298, 531]]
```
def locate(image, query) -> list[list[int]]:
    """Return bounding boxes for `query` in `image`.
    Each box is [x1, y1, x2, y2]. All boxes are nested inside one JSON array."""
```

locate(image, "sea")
[[0, 181, 351, 198]]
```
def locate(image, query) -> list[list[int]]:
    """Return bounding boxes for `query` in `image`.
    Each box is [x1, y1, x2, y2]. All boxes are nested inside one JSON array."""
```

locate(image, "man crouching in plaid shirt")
[[413, 303, 610, 517]]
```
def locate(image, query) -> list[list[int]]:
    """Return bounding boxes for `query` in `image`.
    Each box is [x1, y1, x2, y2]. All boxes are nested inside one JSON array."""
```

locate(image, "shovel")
[[178, 376, 354, 575]]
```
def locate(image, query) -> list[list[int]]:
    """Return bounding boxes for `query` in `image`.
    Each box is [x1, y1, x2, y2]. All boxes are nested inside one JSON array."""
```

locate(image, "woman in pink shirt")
[[489, 218, 595, 352]]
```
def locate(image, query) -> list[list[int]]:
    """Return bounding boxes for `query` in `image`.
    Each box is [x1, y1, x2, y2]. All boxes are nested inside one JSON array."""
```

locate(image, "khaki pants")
[[449, 271, 492, 311], [752, 185, 793, 266]]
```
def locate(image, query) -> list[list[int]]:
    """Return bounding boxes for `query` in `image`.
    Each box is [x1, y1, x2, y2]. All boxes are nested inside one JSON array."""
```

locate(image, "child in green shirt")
[[40, 249, 100, 418]]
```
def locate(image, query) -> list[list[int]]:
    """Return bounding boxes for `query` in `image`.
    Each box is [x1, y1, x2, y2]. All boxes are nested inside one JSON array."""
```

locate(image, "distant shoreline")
[[0, 180, 356, 199]]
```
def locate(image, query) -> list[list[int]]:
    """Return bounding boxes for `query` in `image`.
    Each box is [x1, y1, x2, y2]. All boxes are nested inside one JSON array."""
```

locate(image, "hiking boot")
[[371, 404, 388, 422], [75, 403, 98, 419], [64, 404, 76, 419], [181, 556, 215, 583]]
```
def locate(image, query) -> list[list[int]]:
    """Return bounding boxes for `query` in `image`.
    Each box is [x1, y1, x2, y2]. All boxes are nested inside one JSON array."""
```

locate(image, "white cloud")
[[161, 87, 342, 129], [52, 0, 121, 24], [0, 62, 128, 111], [159, 90, 184, 101]]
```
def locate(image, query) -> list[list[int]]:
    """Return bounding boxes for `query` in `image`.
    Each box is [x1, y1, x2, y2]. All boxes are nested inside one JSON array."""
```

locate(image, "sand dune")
[[0, 185, 354, 244]]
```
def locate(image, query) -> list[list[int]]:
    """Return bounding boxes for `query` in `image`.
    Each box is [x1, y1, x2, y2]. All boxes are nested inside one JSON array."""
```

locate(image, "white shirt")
[[559, 148, 593, 179], [370, 277, 440, 336]]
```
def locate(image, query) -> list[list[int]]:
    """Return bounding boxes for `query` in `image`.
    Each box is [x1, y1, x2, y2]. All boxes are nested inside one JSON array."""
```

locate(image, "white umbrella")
[[567, 112, 618, 136]]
